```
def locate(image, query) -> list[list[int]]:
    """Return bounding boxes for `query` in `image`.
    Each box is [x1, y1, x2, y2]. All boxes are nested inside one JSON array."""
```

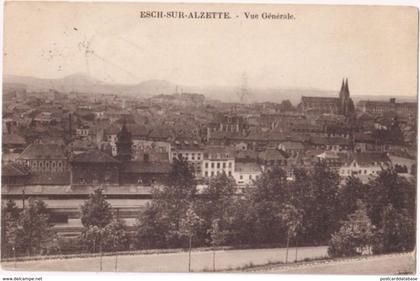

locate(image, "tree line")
[[2, 158, 416, 262]]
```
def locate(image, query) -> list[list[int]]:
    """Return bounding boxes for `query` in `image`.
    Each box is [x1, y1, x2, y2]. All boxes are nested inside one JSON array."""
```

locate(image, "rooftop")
[[18, 144, 66, 160], [71, 150, 119, 163]]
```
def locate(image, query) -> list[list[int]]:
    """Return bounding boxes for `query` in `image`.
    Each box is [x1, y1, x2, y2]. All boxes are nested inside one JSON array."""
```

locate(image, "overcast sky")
[[4, 2, 418, 96]]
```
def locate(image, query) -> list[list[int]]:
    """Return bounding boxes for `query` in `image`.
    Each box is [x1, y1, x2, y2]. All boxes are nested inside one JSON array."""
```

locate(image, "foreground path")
[[247, 252, 415, 275], [2, 246, 327, 272]]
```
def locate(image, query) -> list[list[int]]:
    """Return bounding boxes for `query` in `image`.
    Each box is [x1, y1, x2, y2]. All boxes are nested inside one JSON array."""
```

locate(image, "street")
[[248, 252, 415, 275], [2, 246, 327, 272]]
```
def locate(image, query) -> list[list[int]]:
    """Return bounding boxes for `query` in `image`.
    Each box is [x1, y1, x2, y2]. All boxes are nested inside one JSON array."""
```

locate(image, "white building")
[[233, 162, 262, 188], [76, 126, 90, 137], [202, 146, 235, 178], [339, 152, 391, 183], [172, 140, 203, 177]]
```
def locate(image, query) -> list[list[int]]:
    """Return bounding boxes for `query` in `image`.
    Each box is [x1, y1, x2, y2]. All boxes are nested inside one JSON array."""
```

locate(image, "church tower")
[[339, 78, 355, 117], [116, 119, 133, 162]]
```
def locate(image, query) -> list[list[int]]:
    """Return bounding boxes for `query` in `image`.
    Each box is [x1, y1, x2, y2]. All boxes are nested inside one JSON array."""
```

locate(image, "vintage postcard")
[[1, 1, 418, 276]]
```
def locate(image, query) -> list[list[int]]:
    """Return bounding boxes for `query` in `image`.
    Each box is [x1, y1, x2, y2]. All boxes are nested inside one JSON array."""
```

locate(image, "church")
[[299, 78, 355, 117]]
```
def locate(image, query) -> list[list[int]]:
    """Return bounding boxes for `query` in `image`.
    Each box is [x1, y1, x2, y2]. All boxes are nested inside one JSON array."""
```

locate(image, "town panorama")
[[1, 76, 417, 273]]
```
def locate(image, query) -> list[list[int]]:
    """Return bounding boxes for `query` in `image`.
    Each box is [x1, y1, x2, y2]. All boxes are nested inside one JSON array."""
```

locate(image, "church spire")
[[344, 78, 350, 99]]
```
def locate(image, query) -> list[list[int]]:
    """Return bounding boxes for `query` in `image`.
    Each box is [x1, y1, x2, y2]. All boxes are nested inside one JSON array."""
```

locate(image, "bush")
[[372, 204, 416, 254], [328, 201, 375, 258]]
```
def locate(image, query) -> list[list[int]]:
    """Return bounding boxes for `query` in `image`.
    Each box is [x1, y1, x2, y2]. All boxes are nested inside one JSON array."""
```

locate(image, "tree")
[[246, 167, 288, 244], [304, 162, 340, 244], [279, 204, 304, 263], [80, 225, 103, 253], [178, 205, 204, 272], [135, 158, 196, 249], [1, 200, 20, 258], [280, 100, 294, 111], [135, 202, 169, 249], [19, 198, 53, 256], [328, 201, 375, 258], [366, 169, 415, 227], [80, 188, 113, 228], [102, 219, 130, 252], [337, 176, 366, 222], [79, 188, 114, 271], [207, 219, 228, 271], [373, 204, 415, 254], [194, 173, 235, 246], [103, 219, 130, 272]]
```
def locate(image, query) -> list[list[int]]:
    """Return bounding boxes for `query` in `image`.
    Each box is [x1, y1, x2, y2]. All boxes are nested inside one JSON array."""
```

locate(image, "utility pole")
[[188, 234, 192, 272], [114, 236, 118, 272], [99, 230, 103, 272]]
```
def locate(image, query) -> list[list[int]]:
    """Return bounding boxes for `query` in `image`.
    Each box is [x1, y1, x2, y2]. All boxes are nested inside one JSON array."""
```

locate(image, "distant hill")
[[3, 74, 415, 104], [3, 74, 186, 98]]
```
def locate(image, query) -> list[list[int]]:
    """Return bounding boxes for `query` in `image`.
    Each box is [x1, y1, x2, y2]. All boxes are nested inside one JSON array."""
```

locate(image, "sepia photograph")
[[0, 1, 418, 277]]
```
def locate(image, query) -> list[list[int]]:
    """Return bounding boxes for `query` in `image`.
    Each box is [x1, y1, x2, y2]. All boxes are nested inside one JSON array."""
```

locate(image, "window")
[[191, 153, 195, 160], [217, 163, 220, 169], [223, 163, 226, 168], [211, 163, 214, 168], [197, 154, 201, 160], [205, 162, 208, 168], [211, 171, 214, 177], [228, 162, 232, 168], [205, 171, 208, 177], [228, 171, 232, 176], [249, 175, 252, 180], [240, 175, 243, 180]]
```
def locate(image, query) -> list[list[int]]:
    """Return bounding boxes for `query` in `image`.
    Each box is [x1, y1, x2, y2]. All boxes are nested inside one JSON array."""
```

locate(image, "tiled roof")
[[105, 123, 150, 137], [234, 162, 261, 173], [258, 149, 289, 161], [279, 141, 305, 150], [71, 150, 119, 163], [18, 144, 66, 160], [2, 162, 30, 177], [302, 96, 339, 104], [148, 127, 174, 140], [234, 150, 259, 161], [70, 139, 96, 150], [310, 136, 351, 146], [122, 161, 171, 174], [343, 152, 391, 167], [38, 135, 65, 146], [3, 134, 26, 145], [353, 133, 375, 143]]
